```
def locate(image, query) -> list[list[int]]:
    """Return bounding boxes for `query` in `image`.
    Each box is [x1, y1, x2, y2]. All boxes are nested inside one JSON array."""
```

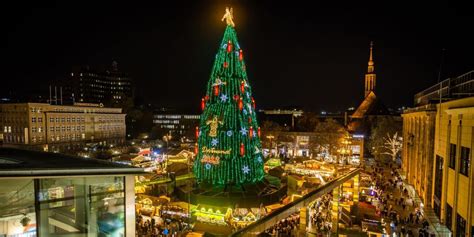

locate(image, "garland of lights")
[[193, 24, 264, 185]]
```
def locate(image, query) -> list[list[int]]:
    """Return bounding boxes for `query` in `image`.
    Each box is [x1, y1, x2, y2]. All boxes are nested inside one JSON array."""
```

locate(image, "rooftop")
[[0, 148, 147, 177]]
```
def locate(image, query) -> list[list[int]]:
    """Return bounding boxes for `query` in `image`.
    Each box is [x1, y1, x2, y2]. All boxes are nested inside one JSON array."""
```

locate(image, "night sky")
[[2, 1, 473, 112]]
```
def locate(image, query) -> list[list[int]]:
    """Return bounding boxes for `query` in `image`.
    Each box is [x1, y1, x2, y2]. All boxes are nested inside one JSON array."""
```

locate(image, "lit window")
[[32, 117, 36, 123], [460, 147, 470, 177]]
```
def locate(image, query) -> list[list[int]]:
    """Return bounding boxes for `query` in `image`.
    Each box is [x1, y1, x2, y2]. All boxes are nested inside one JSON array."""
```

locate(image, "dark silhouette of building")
[[68, 61, 134, 107]]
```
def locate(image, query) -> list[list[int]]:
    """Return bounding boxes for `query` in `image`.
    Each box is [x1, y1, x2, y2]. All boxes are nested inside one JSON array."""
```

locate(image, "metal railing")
[[230, 168, 361, 237], [414, 70, 474, 106]]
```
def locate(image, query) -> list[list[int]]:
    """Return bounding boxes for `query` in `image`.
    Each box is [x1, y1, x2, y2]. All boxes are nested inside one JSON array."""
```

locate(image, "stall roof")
[[0, 148, 147, 177]]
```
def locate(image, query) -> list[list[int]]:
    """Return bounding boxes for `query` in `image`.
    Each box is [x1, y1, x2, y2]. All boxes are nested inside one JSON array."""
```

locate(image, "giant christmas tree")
[[193, 8, 264, 186]]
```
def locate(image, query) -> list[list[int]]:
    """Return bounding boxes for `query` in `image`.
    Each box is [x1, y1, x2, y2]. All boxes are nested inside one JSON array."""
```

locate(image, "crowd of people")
[[136, 212, 189, 236], [308, 194, 333, 234], [261, 213, 300, 236], [369, 162, 433, 237]]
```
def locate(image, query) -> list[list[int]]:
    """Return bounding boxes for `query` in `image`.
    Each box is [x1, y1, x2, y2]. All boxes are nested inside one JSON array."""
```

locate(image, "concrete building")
[[0, 148, 145, 237], [152, 111, 200, 139], [402, 104, 436, 206], [432, 97, 474, 236], [0, 102, 126, 152], [402, 70, 474, 236], [69, 61, 133, 107]]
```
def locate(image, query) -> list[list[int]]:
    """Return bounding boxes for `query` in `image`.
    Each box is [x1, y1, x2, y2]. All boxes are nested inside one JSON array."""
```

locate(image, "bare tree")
[[382, 132, 403, 161]]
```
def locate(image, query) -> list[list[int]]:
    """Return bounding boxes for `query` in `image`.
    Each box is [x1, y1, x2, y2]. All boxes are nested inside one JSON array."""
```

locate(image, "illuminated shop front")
[[0, 148, 145, 237]]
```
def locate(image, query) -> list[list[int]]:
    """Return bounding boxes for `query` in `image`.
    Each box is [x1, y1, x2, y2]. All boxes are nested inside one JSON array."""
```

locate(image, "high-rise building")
[[69, 61, 133, 107], [402, 70, 474, 236], [0, 102, 126, 152]]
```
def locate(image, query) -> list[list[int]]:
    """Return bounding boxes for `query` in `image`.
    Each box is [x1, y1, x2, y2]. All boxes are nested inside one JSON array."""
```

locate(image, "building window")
[[56, 127, 60, 132], [460, 146, 470, 176], [446, 204, 453, 231], [61, 118, 65, 123], [32, 117, 36, 123], [449, 143, 456, 169], [456, 214, 466, 237], [38, 117, 43, 123], [67, 117, 70, 123], [72, 117, 76, 122], [50, 127, 54, 132], [38, 127, 42, 133], [56, 118, 60, 123], [50, 117, 54, 123], [434, 155, 443, 200], [37, 177, 125, 236], [32, 127, 37, 133]]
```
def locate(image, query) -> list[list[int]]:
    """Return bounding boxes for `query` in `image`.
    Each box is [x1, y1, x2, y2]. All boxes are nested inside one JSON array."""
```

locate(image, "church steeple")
[[364, 41, 376, 97]]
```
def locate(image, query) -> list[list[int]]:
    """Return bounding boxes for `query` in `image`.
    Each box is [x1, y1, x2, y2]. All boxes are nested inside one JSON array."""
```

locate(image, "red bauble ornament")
[[240, 81, 245, 93], [239, 49, 243, 61], [233, 95, 239, 101], [227, 40, 233, 53], [238, 98, 243, 111], [201, 98, 205, 111], [195, 126, 199, 139], [248, 117, 252, 124], [194, 143, 198, 155], [223, 61, 228, 68], [258, 127, 261, 138], [252, 97, 256, 109], [249, 126, 254, 138], [240, 143, 245, 156], [205, 95, 210, 101], [214, 85, 219, 96]]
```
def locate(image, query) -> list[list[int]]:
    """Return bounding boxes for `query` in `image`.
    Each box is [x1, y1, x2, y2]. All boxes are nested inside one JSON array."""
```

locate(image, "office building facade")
[[0, 102, 126, 152], [152, 113, 200, 139], [70, 61, 133, 107], [402, 70, 474, 236]]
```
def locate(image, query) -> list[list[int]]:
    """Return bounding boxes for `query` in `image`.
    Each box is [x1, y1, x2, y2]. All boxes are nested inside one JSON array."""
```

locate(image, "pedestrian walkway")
[[401, 174, 451, 237]]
